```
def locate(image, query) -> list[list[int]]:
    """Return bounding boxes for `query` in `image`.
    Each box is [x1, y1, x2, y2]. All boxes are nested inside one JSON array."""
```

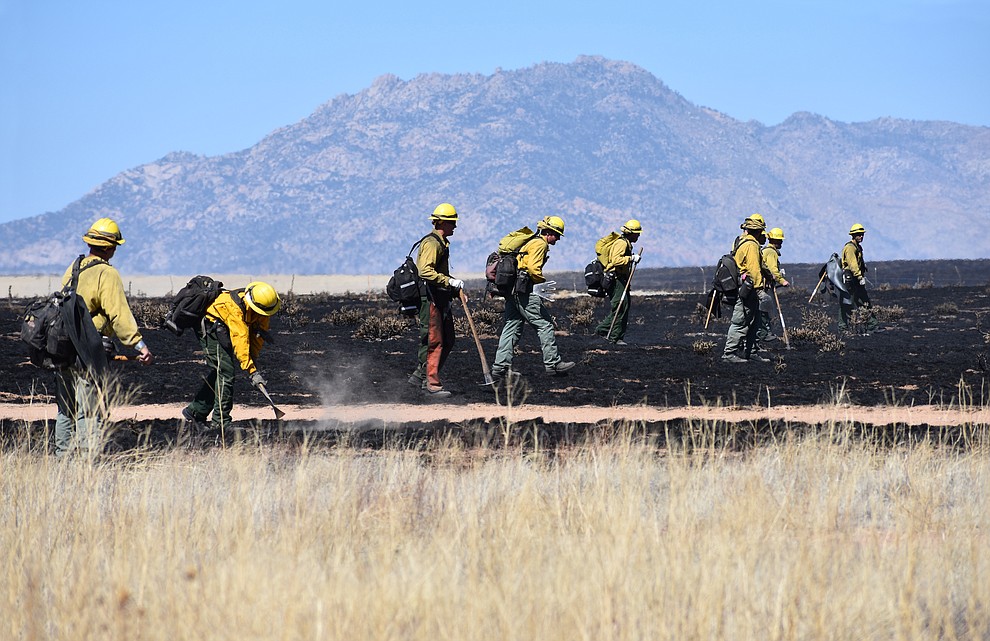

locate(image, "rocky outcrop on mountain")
[[3, 56, 988, 275]]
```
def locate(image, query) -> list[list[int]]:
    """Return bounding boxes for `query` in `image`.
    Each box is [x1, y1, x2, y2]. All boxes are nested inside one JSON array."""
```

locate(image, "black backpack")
[[584, 260, 615, 297], [20, 255, 106, 371], [386, 235, 434, 316], [485, 229, 541, 298], [163, 275, 224, 335], [710, 236, 756, 304]]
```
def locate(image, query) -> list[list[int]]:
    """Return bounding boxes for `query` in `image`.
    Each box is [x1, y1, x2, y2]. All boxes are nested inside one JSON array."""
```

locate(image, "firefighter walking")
[[839, 223, 879, 332], [407, 203, 464, 399], [594, 219, 643, 345], [756, 227, 790, 349], [491, 215, 576, 382]]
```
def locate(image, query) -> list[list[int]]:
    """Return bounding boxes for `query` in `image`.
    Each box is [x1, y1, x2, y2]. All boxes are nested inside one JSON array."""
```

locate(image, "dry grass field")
[[3, 423, 989, 640]]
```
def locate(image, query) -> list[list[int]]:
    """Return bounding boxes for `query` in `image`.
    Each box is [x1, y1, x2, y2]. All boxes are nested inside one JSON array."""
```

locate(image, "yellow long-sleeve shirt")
[[61, 255, 143, 347], [517, 236, 550, 284], [205, 290, 269, 374], [603, 236, 634, 277], [841, 241, 866, 278], [762, 246, 785, 282], [732, 235, 764, 289], [416, 232, 451, 288]]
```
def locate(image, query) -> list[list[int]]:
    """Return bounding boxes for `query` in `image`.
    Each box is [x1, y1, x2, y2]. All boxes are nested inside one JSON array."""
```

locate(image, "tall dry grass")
[[3, 426, 989, 640]]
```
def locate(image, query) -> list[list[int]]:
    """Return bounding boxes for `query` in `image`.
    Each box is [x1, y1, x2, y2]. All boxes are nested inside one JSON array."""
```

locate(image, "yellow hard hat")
[[82, 217, 125, 246], [243, 281, 281, 316], [430, 203, 458, 222], [767, 227, 785, 240], [537, 215, 565, 236], [621, 219, 643, 235], [849, 223, 866, 235]]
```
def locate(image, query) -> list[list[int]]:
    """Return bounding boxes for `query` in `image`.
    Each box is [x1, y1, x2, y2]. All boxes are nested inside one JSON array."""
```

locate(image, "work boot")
[[490, 368, 521, 388], [180, 407, 210, 433], [408, 370, 425, 388], [749, 352, 771, 363], [721, 354, 748, 364], [612, 339, 628, 346], [424, 386, 452, 400], [546, 361, 576, 375]]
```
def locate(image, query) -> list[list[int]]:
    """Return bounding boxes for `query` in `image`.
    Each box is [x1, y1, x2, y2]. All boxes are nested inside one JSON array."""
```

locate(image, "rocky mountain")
[[3, 56, 988, 276]]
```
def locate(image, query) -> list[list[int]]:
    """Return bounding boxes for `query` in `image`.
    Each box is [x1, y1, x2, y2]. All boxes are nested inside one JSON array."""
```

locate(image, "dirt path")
[[2, 402, 987, 427]]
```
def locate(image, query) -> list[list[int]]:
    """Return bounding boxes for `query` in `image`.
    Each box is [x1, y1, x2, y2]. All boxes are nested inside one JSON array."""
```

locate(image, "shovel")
[[772, 285, 792, 350], [256, 383, 286, 419], [460, 290, 495, 386]]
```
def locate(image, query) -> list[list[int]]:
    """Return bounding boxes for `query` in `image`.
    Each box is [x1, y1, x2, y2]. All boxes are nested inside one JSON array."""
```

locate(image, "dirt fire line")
[[1, 403, 987, 428]]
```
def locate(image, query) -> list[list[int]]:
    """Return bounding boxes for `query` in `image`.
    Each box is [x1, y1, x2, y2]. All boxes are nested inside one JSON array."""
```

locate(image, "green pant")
[[54, 367, 105, 457], [595, 275, 630, 340], [723, 293, 760, 358], [493, 291, 561, 374], [186, 327, 237, 430], [413, 295, 455, 389], [755, 290, 773, 345]]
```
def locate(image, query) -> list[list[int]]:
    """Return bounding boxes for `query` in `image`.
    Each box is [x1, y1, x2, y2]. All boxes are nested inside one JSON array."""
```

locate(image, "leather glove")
[[630, 254, 642, 264], [533, 281, 557, 301], [448, 278, 464, 290], [250, 371, 268, 388], [858, 277, 866, 286]]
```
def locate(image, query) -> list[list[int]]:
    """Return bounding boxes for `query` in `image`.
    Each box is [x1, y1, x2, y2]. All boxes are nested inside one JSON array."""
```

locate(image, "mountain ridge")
[[3, 56, 987, 275]]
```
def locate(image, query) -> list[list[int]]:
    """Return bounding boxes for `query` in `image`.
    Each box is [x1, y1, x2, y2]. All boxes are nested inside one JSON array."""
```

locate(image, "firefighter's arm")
[[520, 240, 548, 284], [416, 237, 450, 288], [98, 269, 144, 347], [842, 244, 862, 278]]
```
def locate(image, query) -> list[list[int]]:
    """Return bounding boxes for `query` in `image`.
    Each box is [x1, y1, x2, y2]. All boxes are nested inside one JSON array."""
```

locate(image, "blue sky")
[[1, 0, 987, 225]]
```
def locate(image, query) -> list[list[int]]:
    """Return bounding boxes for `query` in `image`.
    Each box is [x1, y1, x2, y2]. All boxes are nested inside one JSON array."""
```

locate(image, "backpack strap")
[[64, 255, 109, 293], [731, 236, 757, 256], [408, 233, 443, 259]]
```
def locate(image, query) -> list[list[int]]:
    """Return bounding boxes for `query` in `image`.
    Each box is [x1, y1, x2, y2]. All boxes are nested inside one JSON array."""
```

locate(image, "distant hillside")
[[2, 56, 988, 275]]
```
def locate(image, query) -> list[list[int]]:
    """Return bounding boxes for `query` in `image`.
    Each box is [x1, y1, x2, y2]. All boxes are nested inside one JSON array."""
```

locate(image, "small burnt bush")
[[790, 308, 845, 353], [566, 296, 600, 330], [279, 293, 311, 330], [932, 302, 959, 317], [323, 306, 366, 327], [872, 305, 905, 323], [692, 339, 716, 355], [130, 299, 171, 330], [454, 299, 503, 337], [353, 313, 411, 341]]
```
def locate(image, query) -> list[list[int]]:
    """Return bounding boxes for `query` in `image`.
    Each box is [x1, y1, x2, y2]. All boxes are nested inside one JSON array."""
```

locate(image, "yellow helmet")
[[767, 227, 785, 240], [243, 281, 281, 316], [430, 203, 458, 222], [537, 215, 565, 236], [621, 219, 643, 235], [849, 223, 866, 235], [740, 215, 766, 231], [82, 217, 125, 246]]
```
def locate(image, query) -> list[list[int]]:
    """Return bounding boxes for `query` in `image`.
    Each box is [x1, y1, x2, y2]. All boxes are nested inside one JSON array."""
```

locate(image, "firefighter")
[[839, 223, 879, 332], [491, 215, 576, 381], [55, 218, 154, 457], [183, 281, 280, 431], [722, 215, 768, 363], [407, 203, 464, 399], [594, 219, 643, 345], [756, 227, 790, 349]]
